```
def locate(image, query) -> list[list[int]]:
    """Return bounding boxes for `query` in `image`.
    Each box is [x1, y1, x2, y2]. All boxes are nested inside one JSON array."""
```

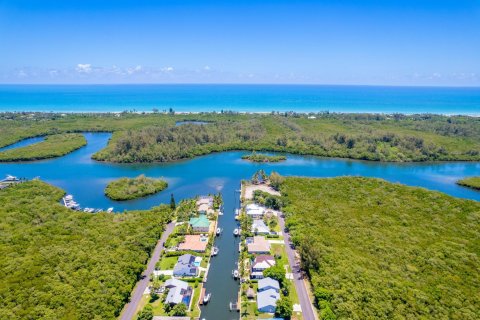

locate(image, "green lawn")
[[158, 256, 178, 270]]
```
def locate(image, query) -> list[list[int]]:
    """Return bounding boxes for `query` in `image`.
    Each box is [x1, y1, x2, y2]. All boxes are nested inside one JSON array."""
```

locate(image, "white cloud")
[[127, 65, 142, 75], [76, 63, 92, 74], [161, 66, 174, 72], [203, 65, 211, 71]]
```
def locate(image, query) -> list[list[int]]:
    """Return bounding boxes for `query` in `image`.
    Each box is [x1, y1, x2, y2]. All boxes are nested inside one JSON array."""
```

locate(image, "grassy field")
[[105, 174, 168, 201], [457, 176, 480, 190], [0, 180, 173, 320], [1, 112, 479, 163], [0, 133, 86, 162], [281, 176, 480, 320]]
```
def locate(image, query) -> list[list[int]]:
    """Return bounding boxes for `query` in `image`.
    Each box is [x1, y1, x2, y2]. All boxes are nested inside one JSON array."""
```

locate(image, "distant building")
[[173, 254, 199, 277], [251, 255, 276, 279], [245, 203, 266, 219], [178, 235, 208, 252], [164, 278, 192, 306], [257, 277, 280, 313], [251, 219, 270, 234], [247, 236, 271, 254], [189, 214, 210, 233]]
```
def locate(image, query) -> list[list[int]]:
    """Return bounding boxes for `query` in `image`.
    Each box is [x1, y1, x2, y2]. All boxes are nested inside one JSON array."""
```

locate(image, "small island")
[[456, 176, 480, 190], [242, 152, 286, 163], [105, 175, 168, 201]]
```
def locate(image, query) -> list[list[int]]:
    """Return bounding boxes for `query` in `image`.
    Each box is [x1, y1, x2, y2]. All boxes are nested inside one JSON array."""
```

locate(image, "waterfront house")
[[164, 278, 192, 306], [245, 203, 266, 219], [247, 236, 271, 254], [196, 196, 214, 215], [251, 255, 276, 279], [173, 254, 199, 277], [258, 277, 280, 292], [189, 214, 210, 233], [257, 278, 280, 313], [257, 277, 280, 313], [251, 219, 270, 234], [178, 235, 208, 252]]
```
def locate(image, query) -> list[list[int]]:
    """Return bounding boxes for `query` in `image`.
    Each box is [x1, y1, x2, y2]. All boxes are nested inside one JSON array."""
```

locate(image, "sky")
[[0, 0, 479, 86]]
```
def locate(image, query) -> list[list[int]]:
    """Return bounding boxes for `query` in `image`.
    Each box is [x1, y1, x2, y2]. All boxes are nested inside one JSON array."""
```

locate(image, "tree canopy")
[[0, 180, 173, 319], [104, 174, 168, 201], [282, 176, 480, 319]]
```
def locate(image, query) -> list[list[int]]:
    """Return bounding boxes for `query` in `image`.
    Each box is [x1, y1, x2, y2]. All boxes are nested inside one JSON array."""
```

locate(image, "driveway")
[[120, 220, 176, 320], [278, 214, 318, 320]]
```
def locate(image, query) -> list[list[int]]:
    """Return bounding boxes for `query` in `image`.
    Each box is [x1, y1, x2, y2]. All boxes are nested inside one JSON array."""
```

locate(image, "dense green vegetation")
[[0, 133, 86, 162], [242, 152, 287, 162], [457, 176, 480, 190], [1, 112, 480, 163], [281, 176, 480, 319], [0, 180, 173, 320], [105, 174, 168, 200]]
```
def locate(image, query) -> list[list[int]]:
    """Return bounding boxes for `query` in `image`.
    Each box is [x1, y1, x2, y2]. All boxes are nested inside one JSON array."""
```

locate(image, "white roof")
[[252, 219, 270, 233], [246, 203, 265, 216], [258, 277, 280, 291], [257, 288, 280, 310], [164, 279, 189, 305], [165, 278, 188, 290]]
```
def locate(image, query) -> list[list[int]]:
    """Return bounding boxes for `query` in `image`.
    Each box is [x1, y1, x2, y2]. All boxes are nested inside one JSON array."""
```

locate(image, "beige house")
[[247, 236, 271, 254]]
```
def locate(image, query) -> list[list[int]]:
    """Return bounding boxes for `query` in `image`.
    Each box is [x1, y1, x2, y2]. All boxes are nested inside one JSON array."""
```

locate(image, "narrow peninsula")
[[456, 176, 480, 190], [0, 133, 86, 162]]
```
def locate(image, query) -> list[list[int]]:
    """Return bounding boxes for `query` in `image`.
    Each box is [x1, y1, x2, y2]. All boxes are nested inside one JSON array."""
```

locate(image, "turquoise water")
[[0, 85, 479, 114], [1, 133, 479, 320]]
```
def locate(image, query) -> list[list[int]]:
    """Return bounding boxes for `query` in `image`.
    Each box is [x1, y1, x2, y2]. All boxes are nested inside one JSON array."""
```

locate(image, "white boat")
[[216, 227, 222, 235], [4, 175, 19, 182], [203, 293, 211, 304], [65, 195, 73, 201], [107, 207, 114, 213], [233, 228, 239, 236], [233, 269, 239, 279], [211, 246, 219, 256], [218, 211, 223, 216]]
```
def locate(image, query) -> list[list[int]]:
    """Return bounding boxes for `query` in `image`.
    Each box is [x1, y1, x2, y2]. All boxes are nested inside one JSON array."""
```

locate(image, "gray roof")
[[258, 277, 280, 292], [164, 279, 189, 305], [173, 254, 198, 276], [257, 288, 280, 310]]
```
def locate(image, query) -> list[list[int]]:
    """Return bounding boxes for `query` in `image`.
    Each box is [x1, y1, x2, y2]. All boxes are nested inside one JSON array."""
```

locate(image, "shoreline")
[[1, 110, 480, 117]]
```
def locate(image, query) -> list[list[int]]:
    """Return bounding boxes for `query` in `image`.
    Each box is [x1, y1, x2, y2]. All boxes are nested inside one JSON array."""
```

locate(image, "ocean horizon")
[[0, 84, 479, 115]]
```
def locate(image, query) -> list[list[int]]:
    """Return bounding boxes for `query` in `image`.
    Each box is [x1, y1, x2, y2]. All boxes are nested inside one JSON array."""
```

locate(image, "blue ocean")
[[0, 84, 479, 114]]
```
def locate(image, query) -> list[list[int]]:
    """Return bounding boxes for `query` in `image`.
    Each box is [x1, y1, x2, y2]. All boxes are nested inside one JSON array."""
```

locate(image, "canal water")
[[1, 133, 479, 320]]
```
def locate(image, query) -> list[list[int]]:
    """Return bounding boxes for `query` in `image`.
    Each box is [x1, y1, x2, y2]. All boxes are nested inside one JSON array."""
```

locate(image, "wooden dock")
[[199, 288, 206, 305]]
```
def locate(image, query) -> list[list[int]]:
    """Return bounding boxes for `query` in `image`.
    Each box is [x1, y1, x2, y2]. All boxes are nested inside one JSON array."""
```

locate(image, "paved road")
[[278, 214, 318, 320], [120, 221, 176, 320]]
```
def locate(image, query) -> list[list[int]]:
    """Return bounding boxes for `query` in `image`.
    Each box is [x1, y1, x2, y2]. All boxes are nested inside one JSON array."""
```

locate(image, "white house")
[[164, 278, 192, 306], [251, 219, 270, 234], [245, 203, 265, 219], [251, 255, 276, 279], [257, 277, 280, 313]]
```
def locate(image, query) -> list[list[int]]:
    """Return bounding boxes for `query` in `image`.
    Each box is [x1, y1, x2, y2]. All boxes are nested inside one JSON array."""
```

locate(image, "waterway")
[[0, 133, 479, 320], [0, 136, 44, 152]]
